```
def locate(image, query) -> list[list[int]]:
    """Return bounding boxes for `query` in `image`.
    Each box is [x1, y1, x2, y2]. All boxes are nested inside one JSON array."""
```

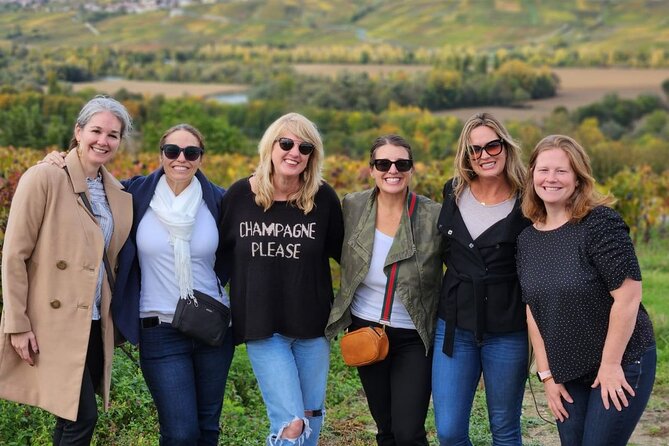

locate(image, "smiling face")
[[468, 125, 507, 179], [75, 110, 122, 175], [533, 147, 578, 211], [370, 144, 413, 196], [160, 129, 203, 194], [271, 130, 311, 181]]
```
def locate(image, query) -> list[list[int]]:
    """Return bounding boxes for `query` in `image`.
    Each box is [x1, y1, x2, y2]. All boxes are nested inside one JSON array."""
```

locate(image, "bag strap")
[[379, 192, 417, 325], [64, 166, 115, 294]]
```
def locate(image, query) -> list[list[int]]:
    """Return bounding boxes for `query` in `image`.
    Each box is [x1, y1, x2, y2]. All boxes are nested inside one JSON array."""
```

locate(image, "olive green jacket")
[[325, 188, 444, 352]]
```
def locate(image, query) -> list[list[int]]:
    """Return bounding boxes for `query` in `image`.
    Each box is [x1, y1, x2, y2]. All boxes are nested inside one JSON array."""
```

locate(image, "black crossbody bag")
[[69, 167, 230, 347], [172, 288, 231, 347]]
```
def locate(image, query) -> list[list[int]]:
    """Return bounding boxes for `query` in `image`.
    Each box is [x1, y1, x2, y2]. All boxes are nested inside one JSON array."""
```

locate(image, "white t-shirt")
[[351, 229, 415, 329], [137, 202, 229, 322]]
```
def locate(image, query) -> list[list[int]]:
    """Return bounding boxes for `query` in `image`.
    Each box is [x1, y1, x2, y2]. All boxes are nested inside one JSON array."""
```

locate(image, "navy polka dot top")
[[517, 206, 654, 383]]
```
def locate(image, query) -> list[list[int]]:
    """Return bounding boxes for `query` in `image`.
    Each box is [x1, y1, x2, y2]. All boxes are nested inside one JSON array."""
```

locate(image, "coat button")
[[50, 300, 61, 309], [468, 243, 474, 248], [56, 260, 67, 270], [447, 229, 453, 235]]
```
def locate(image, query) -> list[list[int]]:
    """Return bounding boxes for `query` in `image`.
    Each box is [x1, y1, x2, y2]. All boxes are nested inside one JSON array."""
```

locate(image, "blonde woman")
[[218, 113, 344, 446], [432, 112, 530, 445]]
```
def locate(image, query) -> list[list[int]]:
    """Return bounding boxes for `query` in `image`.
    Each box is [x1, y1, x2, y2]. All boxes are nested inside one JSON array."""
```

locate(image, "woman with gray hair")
[[218, 112, 344, 446], [40, 122, 234, 445], [0, 96, 133, 445]]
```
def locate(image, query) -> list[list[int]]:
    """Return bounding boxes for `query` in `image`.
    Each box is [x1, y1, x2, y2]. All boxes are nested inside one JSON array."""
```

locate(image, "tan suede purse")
[[340, 193, 417, 367]]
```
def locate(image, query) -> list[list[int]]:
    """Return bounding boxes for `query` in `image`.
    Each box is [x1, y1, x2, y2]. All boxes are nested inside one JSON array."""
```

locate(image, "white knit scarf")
[[149, 175, 203, 300]]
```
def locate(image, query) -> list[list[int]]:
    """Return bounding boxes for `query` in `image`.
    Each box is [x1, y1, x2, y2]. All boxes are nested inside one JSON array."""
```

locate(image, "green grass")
[[1, 235, 667, 444], [637, 236, 669, 390]]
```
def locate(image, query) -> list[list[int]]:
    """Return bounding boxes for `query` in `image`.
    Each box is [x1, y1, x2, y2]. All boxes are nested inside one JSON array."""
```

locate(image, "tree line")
[[1, 89, 668, 175], [1, 45, 558, 112]]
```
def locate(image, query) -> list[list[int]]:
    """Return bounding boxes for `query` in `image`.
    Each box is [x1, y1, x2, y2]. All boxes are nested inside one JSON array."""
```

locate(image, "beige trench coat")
[[0, 149, 132, 421]]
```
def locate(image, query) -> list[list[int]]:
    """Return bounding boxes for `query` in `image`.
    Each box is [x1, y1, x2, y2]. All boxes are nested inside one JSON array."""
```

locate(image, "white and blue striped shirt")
[[86, 176, 114, 320]]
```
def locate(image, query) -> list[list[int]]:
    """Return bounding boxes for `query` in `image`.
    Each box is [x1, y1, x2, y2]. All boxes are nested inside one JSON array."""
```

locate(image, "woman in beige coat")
[[0, 96, 133, 445]]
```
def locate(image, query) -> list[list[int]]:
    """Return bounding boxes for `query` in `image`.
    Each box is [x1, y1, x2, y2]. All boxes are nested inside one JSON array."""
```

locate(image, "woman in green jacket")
[[326, 135, 443, 446]]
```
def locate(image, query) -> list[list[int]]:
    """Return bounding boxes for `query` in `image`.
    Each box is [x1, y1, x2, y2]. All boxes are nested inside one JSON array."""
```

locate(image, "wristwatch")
[[537, 370, 553, 383]]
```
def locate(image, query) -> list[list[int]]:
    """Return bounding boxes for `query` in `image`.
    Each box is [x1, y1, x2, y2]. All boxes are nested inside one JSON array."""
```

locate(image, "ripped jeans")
[[246, 334, 329, 446]]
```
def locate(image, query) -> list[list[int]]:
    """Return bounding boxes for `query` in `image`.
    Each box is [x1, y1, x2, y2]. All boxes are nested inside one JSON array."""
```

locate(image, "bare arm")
[[527, 306, 573, 421], [592, 278, 641, 410]]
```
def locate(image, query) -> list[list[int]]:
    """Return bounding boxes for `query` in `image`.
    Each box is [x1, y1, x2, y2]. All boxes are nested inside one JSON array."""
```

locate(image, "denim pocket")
[[623, 354, 645, 389]]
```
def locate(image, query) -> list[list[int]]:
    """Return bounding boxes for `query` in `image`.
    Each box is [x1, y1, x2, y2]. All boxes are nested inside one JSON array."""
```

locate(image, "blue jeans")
[[246, 334, 330, 446], [139, 323, 235, 446], [557, 346, 656, 446], [432, 318, 528, 446]]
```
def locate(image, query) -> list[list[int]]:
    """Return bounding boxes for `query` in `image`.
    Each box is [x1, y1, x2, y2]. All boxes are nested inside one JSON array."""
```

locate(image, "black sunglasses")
[[371, 158, 414, 172], [161, 144, 204, 161], [275, 137, 315, 156], [469, 139, 504, 159]]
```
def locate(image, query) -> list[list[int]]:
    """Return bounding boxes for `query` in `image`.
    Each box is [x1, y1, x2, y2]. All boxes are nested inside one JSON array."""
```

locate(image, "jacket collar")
[[64, 148, 124, 194], [63, 149, 132, 263], [443, 192, 524, 245], [348, 188, 417, 268], [133, 167, 218, 223]]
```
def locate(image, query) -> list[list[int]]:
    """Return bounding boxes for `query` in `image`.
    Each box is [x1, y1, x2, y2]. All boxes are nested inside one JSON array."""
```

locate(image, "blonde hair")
[[452, 112, 526, 199], [521, 134, 615, 224], [253, 113, 324, 214]]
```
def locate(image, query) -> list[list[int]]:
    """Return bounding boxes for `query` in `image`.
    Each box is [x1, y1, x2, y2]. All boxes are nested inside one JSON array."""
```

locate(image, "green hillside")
[[1, 0, 668, 52]]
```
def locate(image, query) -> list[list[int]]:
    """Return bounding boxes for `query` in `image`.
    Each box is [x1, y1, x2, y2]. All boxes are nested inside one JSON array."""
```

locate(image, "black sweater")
[[517, 206, 654, 383], [218, 178, 344, 344]]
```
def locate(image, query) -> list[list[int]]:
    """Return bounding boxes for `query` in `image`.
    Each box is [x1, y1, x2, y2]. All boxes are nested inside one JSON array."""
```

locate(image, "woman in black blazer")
[[432, 112, 530, 446]]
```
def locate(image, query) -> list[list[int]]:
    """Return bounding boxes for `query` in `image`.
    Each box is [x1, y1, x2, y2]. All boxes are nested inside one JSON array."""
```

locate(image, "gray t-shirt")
[[458, 186, 515, 240]]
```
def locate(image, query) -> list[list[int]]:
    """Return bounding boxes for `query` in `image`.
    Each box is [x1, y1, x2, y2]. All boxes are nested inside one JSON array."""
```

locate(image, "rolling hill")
[[1, 0, 668, 53]]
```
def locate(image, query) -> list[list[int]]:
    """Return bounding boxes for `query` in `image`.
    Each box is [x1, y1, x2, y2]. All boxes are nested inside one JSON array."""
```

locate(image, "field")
[[444, 67, 669, 122], [71, 79, 248, 99], [69, 66, 669, 122], [298, 65, 669, 122], [3, 0, 669, 51]]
